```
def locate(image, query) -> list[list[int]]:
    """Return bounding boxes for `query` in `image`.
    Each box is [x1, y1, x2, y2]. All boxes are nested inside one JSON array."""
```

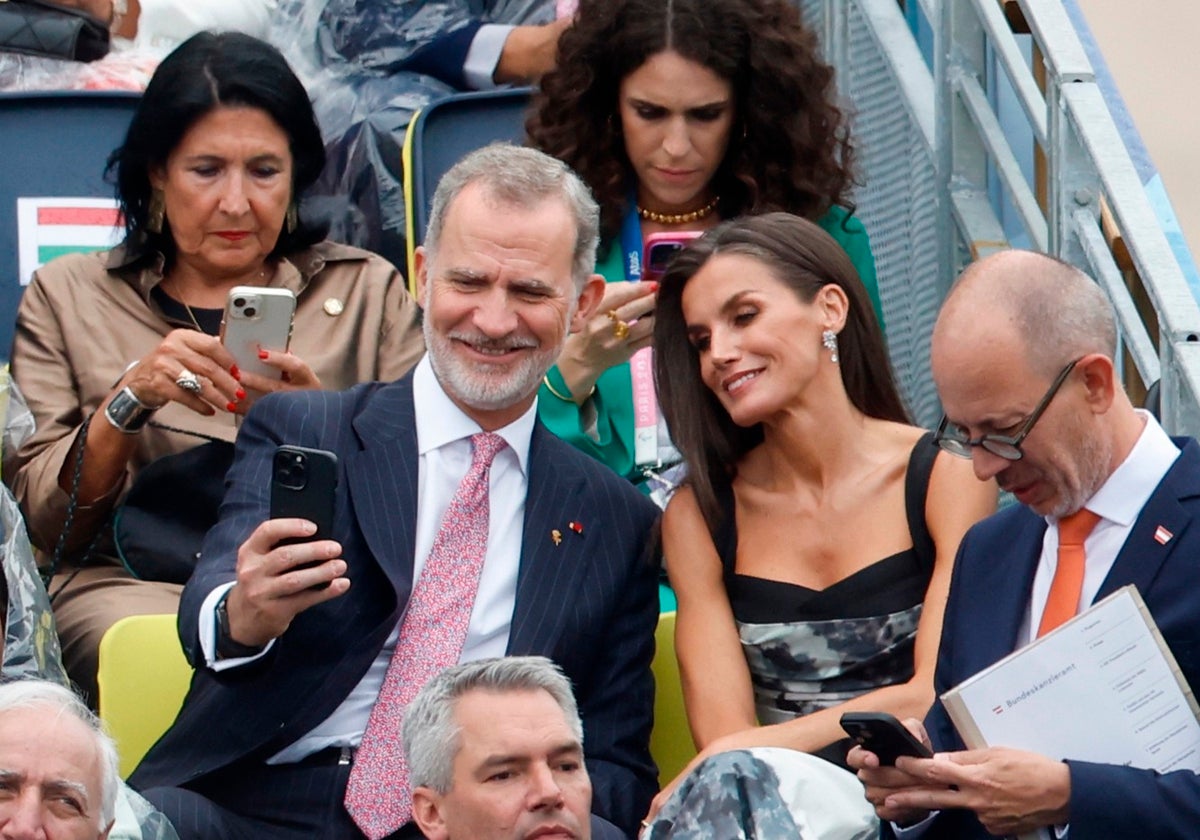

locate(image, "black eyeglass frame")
[[933, 358, 1082, 461]]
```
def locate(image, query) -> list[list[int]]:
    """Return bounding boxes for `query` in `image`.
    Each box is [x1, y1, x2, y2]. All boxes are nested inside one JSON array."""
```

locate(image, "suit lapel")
[[508, 423, 590, 654], [977, 509, 1046, 660], [345, 376, 420, 595], [1097, 438, 1200, 601]]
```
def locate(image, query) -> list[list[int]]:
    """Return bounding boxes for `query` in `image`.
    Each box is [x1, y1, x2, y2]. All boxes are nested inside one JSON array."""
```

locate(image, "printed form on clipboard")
[[942, 585, 1200, 774]]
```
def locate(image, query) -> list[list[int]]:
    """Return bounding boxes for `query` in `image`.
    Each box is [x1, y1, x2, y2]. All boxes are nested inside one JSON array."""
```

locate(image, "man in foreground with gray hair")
[[403, 656, 593, 840], [133, 144, 661, 840], [0, 679, 119, 840]]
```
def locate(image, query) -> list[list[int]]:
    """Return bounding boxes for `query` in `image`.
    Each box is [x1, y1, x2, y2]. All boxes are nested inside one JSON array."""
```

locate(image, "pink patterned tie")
[[344, 432, 507, 839]]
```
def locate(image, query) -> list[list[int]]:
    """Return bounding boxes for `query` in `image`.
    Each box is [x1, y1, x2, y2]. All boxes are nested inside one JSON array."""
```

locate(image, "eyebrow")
[[478, 741, 585, 770], [626, 96, 731, 111], [441, 268, 559, 296], [181, 152, 287, 165], [443, 267, 488, 281], [45, 779, 91, 806], [685, 289, 761, 335], [0, 770, 91, 808]]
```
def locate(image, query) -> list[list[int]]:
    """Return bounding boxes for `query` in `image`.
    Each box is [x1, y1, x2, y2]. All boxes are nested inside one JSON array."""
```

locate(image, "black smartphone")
[[840, 712, 933, 766], [270, 445, 338, 588]]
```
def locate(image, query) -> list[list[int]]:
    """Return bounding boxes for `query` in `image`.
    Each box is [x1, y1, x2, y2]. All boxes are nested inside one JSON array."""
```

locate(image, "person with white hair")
[[0, 679, 119, 840]]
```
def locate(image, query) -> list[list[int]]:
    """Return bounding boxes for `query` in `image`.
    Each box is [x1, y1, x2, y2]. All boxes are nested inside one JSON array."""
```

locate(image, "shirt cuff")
[[199, 583, 274, 671], [464, 24, 515, 90], [891, 812, 938, 838]]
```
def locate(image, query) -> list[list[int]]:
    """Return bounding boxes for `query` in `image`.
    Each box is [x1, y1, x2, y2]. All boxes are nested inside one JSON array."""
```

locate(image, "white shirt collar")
[[412, 355, 536, 475], [1047, 409, 1180, 529]]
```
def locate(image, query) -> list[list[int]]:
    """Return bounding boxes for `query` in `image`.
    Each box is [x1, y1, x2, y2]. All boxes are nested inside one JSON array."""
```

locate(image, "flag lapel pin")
[[1154, 525, 1173, 545]]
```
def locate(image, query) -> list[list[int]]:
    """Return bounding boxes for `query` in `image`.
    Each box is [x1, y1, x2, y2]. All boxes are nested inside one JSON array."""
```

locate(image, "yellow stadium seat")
[[96, 609, 696, 784], [97, 613, 192, 778], [650, 611, 696, 785]]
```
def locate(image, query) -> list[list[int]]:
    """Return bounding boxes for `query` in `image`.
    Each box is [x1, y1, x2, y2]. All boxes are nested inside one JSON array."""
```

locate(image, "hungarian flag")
[[17, 197, 123, 286]]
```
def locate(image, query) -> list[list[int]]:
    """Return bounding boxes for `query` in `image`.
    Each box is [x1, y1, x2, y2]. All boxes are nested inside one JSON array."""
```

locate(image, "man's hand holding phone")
[[222, 445, 348, 649], [224, 518, 350, 649], [845, 714, 941, 827]]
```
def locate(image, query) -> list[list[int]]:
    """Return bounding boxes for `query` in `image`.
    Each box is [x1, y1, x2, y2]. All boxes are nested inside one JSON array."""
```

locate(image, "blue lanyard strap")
[[619, 202, 643, 282]]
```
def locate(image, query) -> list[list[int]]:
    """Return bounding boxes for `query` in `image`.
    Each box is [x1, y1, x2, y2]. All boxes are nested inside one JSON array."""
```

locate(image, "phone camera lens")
[[244, 307, 257, 318], [233, 297, 246, 308]]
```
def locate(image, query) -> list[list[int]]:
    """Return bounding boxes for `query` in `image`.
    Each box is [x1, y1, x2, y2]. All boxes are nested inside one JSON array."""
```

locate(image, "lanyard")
[[620, 204, 658, 467]]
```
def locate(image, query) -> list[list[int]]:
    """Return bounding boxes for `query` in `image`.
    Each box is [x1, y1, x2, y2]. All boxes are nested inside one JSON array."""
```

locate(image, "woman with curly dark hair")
[[527, 0, 883, 497]]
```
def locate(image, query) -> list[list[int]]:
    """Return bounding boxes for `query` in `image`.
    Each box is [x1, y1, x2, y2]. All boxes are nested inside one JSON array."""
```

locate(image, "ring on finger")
[[175, 367, 203, 394], [607, 309, 631, 340]]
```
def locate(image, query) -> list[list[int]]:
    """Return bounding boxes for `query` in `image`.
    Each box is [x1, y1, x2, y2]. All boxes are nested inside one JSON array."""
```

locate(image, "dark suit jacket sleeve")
[[889, 448, 1200, 840], [579, 499, 660, 837], [178, 394, 313, 665], [1063, 760, 1200, 838], [397, 20, 485, 90]]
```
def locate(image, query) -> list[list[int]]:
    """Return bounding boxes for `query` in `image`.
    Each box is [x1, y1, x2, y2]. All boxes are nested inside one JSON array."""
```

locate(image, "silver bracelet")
[[103, 386, 158, 434]]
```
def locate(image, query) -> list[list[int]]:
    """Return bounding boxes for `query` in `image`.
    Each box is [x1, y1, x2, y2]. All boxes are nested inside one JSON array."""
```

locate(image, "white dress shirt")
[[896, 411, 1179, 839], [201, 355, 533, 762], [1020, 411, 1179, 645]]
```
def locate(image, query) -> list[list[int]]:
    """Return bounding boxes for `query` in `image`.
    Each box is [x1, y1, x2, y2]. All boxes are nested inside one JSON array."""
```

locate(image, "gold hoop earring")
[[147, 189, 165, 235]]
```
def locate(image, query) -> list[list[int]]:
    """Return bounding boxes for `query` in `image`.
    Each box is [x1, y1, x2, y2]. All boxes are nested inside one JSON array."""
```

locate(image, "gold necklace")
[[166, 265, 271, 334], [178, 298, 204, 333], [164, 277, 204, 333], [636, 196, 720, 225]]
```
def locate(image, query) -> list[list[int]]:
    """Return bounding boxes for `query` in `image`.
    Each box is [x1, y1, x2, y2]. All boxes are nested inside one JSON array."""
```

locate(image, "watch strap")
[[215, 590, 263, 660]]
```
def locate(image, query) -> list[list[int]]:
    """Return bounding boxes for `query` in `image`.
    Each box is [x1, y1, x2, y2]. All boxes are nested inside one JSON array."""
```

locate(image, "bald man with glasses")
[[849, 249, 1200, 840]]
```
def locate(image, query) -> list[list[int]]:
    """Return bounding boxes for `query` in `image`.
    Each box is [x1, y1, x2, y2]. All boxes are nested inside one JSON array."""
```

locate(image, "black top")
[[151, 285, 223, 336], [714, 431, 939, 624]]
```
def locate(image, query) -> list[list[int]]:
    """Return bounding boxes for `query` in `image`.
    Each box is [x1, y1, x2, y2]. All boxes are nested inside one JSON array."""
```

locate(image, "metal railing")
[[807, 0, 1200, 436]]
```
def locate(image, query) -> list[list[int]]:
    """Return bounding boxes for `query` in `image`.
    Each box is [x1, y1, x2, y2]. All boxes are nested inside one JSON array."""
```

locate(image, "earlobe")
[[411, 788, 450, 840], [148, 165, 166, 191], [571, 274, 606, 333], [817, 284, 850, 332], [1079, 354, 1116, 413], [414, 247, 430, 308]]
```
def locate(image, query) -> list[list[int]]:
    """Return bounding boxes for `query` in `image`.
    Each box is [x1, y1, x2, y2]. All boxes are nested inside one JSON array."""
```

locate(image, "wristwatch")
[[103, 386, 157, 434], [215, 590, 263, 660]]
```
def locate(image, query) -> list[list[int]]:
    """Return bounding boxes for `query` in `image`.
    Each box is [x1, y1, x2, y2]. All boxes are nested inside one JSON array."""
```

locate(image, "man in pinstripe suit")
[[132, 145, 661, 840]]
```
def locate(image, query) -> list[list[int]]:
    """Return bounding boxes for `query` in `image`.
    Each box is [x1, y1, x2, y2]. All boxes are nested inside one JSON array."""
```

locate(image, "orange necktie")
[[1037, 508, 1102, 637]]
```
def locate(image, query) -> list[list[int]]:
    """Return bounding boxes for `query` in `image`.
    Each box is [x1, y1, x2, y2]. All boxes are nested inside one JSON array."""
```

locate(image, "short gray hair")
[[0, 679, 119, 829], [422, 143, 600, 291], [401, 656, 583, 795]]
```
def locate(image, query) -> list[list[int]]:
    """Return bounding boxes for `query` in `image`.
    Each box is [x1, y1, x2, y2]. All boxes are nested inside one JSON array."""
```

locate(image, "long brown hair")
[[526, 0, 857, 244], [654, 213, 909, 531]]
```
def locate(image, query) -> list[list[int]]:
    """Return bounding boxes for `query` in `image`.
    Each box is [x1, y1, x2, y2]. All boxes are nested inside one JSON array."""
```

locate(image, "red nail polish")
[[236, 388, 246, 400], [226, 401, 237, 412], [230, 364, 240, 378], [258, 349, 269, 360]]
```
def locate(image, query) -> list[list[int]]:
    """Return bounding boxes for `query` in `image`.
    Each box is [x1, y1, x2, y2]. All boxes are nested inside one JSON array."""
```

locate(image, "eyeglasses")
[[934, 358, 1081, 461]]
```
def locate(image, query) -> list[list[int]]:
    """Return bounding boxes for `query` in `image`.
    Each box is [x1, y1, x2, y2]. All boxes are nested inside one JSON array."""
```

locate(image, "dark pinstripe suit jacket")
[[129, 372, 661, 836]]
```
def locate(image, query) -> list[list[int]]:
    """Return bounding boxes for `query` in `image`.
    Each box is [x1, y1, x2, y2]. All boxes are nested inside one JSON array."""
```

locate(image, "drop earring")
[[822, 329, 839, 363], [147, 189, 165, 234], [285, 202, 298, 234]]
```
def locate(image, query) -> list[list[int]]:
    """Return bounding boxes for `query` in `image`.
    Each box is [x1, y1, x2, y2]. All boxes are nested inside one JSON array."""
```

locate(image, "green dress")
[[538, 206, 881, 484]]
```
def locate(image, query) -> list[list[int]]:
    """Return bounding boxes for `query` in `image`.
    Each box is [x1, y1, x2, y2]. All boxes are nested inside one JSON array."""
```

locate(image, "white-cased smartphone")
[[220, 286, 296, 381]]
